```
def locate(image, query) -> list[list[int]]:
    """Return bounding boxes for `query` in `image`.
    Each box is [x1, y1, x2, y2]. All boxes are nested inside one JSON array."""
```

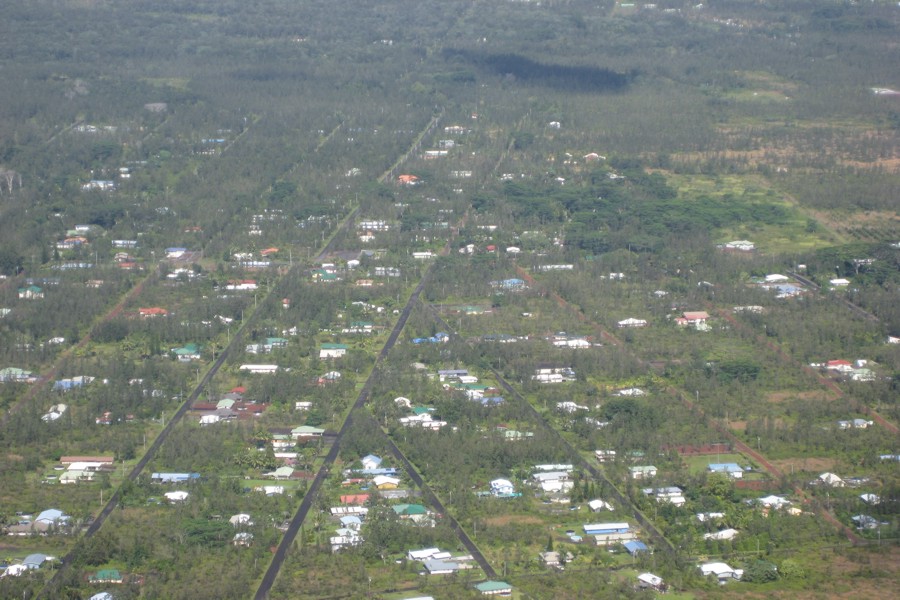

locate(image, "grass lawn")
[[684, 454, 752, 475], [662, 172, 836, 254]]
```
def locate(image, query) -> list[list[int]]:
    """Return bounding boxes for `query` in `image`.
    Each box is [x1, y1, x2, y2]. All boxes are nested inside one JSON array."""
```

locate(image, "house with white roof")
[[703, 528, 738, 541], [643, 486, 686, 506], [700, 561, 743, 582], [629, 465, 657, 480], [490, 478, 515, 496]]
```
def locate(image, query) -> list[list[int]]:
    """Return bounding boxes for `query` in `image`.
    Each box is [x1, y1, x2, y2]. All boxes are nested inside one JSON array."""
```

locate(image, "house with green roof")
[[319, 343, 348, 359], [172, 343, 202, 362], [88, 568, 123, 584], [18, 285, 44, 299], [0, 367, 35, 383], [292, 425, 325, 438], [474, 580, 513, 595], [392, 503, 430, 523]]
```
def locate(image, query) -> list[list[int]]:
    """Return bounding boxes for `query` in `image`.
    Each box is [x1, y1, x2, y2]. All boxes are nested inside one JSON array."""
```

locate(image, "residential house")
[[703, 528, 738, 541], [53, 375, 94, 391], [539, 551, 562, 567], [624, 540, 649, 556], [23, 554, 52, 570], [697, 512, 726, 522], [595, 450, 616, 463], [41, 403, 68, 422], [675, 311, 710, 330], [399, 413, 447, 430], [0, 367, 35, 383], [490, 278, 527, 292], [588, 499, 614, 512], [230, 513, 253, 527], [407, 548, 443, 561], [826, 360, 854, 373], [239, 364, 279, 374], [267, 466, 295, 480], [532, 471, 573, 494], [708, 463, 744, 479], [618, 317, 648, 328], [720, 240, 755, 252], [88, 569, 124, 584], [583, 523, 630, 536], [755, 495, 791, 509], [361, 454, 382, 470], [319, 343, 348, 359], [629, 465, 657, 480], [18, 285, 44, 299], [533, 364, 576, 383], [139, 307, 168, 318], [226, 279, 258, 291], [637, 572, 666, 592], [818, 472, 845, 487], [373, 475, 401, 490], [643, 487, 686, 506], [699, 562, 743, 583], [171, 343, 202, 362], [556, 400, 590, 414], [837, 418, 873, 430], [851, 515, 879, 530], [474, 581, 513, 596], [615, 387, 646, 397], [152, 472, 200, 484], [291, 425, 325, 439], [164, 491, 189, 502], [340, 515, 363, 531], [489, 478, 516, 497], [393, 504, 430, 523]]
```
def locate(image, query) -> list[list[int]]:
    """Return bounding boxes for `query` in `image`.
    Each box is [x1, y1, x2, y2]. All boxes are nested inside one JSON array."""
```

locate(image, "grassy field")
[[662, 173, 837, 254]]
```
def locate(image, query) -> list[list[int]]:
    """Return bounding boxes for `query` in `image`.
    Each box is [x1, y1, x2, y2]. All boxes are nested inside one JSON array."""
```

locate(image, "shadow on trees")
[[443, 49, 632, 93]]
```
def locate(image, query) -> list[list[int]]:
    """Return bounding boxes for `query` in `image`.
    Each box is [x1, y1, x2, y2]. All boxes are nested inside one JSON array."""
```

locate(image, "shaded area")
[[444, 48, 631, 93]]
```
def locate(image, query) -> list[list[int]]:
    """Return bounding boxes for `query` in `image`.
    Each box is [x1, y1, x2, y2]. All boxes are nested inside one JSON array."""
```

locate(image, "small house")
[[629, 465, 657, 480], [624, 540, 648, 556], [708, 463, 744, 479], [319, 343, 348, 359], [474, 581, 513, 596], [373, 475, 400, 490], [699, 562, 743, 583]]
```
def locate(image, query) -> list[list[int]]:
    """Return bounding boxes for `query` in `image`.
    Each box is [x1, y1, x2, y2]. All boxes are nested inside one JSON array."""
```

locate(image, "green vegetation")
[[0, 0, 897, 598]]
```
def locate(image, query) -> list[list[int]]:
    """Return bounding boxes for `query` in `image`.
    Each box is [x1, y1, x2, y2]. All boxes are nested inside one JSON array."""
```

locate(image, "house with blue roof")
[[624, 540, 648, 556], [708, 463, 745, 479]]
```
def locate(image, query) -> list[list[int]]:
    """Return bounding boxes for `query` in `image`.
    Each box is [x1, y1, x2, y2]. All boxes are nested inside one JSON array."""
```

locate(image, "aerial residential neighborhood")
[[0, 1, 898, 599]]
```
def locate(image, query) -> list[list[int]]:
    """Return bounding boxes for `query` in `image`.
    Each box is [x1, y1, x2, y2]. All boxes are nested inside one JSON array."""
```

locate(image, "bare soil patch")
[[483, 514, 543, 527], [766, 390, 829, 403], [770, 457, 837, 473]]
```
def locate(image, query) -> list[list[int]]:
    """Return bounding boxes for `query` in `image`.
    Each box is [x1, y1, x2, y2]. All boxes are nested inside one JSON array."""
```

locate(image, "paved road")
[[372, 415, 499, 578], [254, 266, 432, 599], [39, 266, 276, 597], [788, 271, 881, 323]]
